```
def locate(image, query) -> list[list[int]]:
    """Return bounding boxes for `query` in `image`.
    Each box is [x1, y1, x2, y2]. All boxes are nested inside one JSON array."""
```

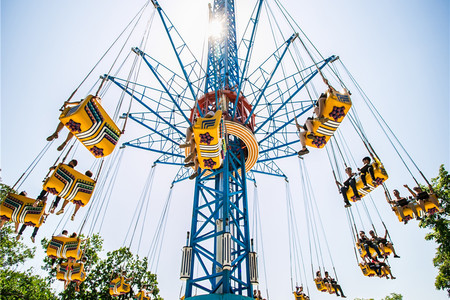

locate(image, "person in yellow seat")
[[335, 167, 362, 207], [0, 191, 28, 231], [404, 184, 444, 215], [55, 170, 93, 221], [385, 189, 421, 223], [324, 271, 346, 298], [296, 94, 327, 156], [34, 159, 78, 209], [47, 97, 103, 151], [368, 230, 400, 258], [293, 286, 309, 300]]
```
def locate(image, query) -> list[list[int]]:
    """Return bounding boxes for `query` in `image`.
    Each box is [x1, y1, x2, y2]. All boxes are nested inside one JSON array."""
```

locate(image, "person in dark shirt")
[[369, 230, 400, 258], [385, 189, 421, 223], [404, 184, 444, 215], [324, 271, 346, 298], [358, 231, 383, 259], [335, 167, 362, 207], [358, 156, 376, 190]]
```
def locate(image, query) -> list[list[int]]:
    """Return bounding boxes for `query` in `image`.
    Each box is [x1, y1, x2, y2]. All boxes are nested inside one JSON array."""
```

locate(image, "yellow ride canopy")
[[305, 89, 352, 148], [56, 262, 86, 282], [59, 95, 121, 157], [346, 158, 388, 202], [47, 236, 82, 260], [134, 291, 150, 300], [192, 111, 224, 170], [43, 163, 96, 207], [0, 193, 46, 226], [109, 276, 131, 296]]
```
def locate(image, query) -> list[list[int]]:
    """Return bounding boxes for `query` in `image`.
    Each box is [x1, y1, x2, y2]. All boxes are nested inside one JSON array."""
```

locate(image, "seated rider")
[[404, 184, 444, 214], [293, 286, 309, 300], [362, 255, 381, 276], [358, 156, 376, 190], [55, 170, 93, 221], [358, 231, 383, 259], [315, 270, 333, 293], [34, 159, 78, 208], [385, 189, 421, 223], [324, 271, 346, 298], [371, 256, 395, 279], [297, 93, 327, 156], [0, 191, 28, 230], [182, 111, 215, 180], [16, 205, 49, 243], [368, 230, 400, 258], [335, 167, 362, 207], [47, 98, 96, 151]]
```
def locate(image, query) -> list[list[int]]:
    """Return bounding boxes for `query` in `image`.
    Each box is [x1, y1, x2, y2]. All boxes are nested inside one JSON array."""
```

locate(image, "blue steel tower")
[[106, 0, 336, 298]]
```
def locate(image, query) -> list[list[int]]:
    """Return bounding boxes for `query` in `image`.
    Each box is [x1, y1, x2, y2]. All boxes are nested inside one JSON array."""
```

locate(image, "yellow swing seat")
[[393, 203, 417, 222], [43, 163, 96, 207], [346, 159, 389, 202], [356, 242, 392, 259], [56, 262, 86, 282], [359, 263, 377, 277], [0, 193, 46, 226], [109, 277, 131, 296], [134, 291, 150, 300], [59, 95, 121, 157], [293, 292, 307, 300], [192, 111, 224, 170], [314, 278, 328, 292], [46, 236, 82, 260], [423, 195, 441, 215], [305, 89, 352, 149]]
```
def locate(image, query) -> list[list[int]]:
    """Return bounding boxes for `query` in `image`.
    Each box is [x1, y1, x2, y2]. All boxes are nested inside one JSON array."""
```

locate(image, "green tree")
[[41, 234, 162, 299], [419, 165, 450, 296], [0, 269, 57, 300], [0, 222, 35, 269], [382, 293, 403, 300], [0, 184, 57, 299]]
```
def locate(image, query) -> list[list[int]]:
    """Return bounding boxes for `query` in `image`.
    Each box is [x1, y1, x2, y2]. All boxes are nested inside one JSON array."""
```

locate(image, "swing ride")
[[2, 0, 448, 299]]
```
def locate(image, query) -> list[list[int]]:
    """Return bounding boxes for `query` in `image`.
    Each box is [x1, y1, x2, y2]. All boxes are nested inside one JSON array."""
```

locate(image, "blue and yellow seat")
[[359, 263, 377, 277], [0, 193, 46, 226], [43, 163, 96, 207], [346, 159, 388, 202], [356, 242, 392, 259], [314, 278, 328, 292], [59, 95, 121, 157], [109, 276, 131, 296], [305, 89, 352, 148], [56, 262, 86, 282], [192, 111, 224, 170], [47, 236, 82, 260]]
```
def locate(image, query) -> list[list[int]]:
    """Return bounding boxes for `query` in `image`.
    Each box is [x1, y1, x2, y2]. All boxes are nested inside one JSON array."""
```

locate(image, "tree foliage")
[[41, 234, 162, 299], [382, 293, 403, 300], [419, 165, 450, 296], [0, 183, 57, 299], [0, 269, 57, 300], [0, 223, 35, 269]]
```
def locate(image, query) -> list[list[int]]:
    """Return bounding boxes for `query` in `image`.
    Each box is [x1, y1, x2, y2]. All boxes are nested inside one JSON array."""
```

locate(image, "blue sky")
[[1, 0, 449, 299]]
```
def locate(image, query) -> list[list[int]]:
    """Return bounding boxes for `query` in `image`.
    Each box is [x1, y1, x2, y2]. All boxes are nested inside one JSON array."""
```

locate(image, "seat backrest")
[[305, 89, 352, 149], [43, 163, 96, 206], [0, 193, 46, 226], [193, 111, 223, 170], [59, 95, 121, 157], [47, 236, 82, 260]]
